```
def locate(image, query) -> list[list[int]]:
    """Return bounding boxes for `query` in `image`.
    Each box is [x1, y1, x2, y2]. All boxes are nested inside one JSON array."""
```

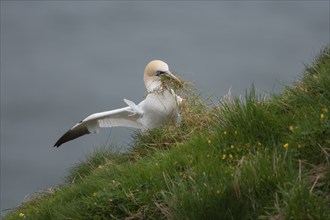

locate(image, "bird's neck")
[[145, 79, 164, 93]]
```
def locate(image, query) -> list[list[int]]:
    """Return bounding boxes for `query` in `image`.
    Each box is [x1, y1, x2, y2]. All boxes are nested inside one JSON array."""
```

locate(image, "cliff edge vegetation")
[[4, 46, 330, 219]]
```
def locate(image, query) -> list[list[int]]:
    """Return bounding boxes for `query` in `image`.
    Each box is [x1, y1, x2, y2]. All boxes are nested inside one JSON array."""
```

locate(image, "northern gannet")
[[54, 60, 183, 147]]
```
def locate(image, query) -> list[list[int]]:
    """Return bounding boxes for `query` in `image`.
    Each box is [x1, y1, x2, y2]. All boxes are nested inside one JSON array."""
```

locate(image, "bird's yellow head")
[[144, 60, 181, 92]]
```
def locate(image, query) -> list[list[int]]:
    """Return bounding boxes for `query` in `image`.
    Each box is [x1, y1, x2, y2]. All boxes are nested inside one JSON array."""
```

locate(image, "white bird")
[[54, 60, 183, 147]]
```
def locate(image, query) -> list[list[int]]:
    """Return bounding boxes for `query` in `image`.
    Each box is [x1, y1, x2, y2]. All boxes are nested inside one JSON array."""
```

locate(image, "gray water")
[[1, 1, 329, 215]]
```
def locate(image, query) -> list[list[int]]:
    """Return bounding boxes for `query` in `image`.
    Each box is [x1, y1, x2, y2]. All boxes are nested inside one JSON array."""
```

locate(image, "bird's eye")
[[156, 71, 166, 76]]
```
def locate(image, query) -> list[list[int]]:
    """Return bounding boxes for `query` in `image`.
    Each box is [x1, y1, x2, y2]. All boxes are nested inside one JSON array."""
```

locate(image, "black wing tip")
[[53, 137, 65, 148], [53, 126, 90, 148], [53, 142, 61, 148], [53, 130, 71, 148]]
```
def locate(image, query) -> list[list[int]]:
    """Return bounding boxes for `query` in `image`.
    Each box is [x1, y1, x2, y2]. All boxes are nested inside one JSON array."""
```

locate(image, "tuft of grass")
[[64, 147, 118, 184], [3, 45, 330, 220], [213, 86, 288, 149], [274, 46, 330, 165]]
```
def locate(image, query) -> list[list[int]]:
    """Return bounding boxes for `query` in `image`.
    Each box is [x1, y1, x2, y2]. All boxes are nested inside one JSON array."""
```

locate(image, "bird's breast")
[[140, 90, 180, 128]]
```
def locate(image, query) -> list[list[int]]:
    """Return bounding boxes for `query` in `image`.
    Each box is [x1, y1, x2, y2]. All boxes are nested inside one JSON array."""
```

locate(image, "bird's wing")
[[54, 100, 143, 147]]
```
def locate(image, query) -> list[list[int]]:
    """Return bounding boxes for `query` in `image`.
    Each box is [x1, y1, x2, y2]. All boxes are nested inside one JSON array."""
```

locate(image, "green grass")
[[4, 46, 330, 219]]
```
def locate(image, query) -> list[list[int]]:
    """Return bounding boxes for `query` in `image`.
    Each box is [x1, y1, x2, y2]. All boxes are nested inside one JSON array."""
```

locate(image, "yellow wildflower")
[[283, 143, 289, 149], [207, 139, 212, 144], [229, 154, 233, 159], [93, 192, 97, 197], [230, 145, 234, 149], [222, 154, 227, 160], [223, 131, 227, 135], [19, 213, 25, 218], [320, 113, 325, 120], [289, 125, 294, 132]]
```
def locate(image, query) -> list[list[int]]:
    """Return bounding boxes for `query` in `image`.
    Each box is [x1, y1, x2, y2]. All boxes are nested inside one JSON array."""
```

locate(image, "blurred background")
[[1, 1, 329, 215]]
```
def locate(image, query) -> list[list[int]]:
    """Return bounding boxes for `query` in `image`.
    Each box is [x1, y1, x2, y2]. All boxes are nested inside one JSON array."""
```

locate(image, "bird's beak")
[[164, 70, 181, 83]]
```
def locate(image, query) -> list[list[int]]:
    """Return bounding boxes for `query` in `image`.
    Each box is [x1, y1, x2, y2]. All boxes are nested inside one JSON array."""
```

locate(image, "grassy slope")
[[4, 46, 330, 220]]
